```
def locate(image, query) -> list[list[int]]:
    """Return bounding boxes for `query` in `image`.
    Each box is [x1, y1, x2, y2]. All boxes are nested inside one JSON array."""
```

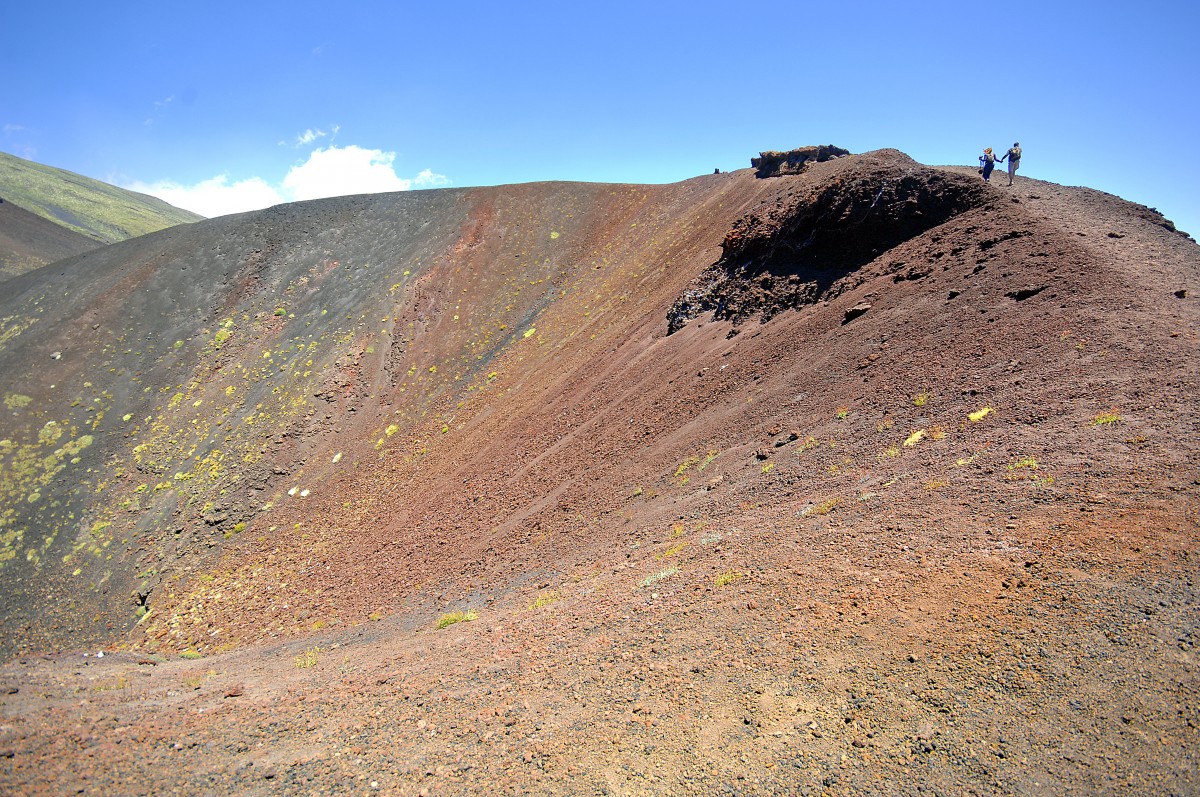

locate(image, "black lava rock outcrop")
[[751, 145, 851, 178], [668, 150, 988, 333]]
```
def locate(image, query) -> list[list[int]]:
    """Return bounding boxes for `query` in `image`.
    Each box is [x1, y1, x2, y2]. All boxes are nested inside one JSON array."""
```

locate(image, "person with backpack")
[[979, 147, 998, 182], [998, 142, 1022, 186]]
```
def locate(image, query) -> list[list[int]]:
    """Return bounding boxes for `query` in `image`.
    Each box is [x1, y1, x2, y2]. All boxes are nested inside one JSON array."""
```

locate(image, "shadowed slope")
[[0, 197, 101, 280]]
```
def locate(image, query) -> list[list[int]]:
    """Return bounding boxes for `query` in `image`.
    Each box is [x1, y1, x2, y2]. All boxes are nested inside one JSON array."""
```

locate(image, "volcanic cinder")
[[0, 149, 1197, 796]]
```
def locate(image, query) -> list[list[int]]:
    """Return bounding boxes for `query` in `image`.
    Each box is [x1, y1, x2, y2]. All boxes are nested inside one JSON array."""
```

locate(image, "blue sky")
[[2, 1, 1197, 236]]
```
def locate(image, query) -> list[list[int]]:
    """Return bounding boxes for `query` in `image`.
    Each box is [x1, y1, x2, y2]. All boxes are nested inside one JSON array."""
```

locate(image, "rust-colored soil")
[[0, 150, 1197, 795]]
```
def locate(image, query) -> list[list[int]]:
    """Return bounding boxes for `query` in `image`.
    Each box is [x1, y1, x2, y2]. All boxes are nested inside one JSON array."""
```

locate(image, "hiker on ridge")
[[998, 142, 1022, 186], [979, 147, 998, 182]]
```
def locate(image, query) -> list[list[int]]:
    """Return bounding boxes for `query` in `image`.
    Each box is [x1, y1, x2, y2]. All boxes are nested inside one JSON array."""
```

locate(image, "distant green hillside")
[[0, 151, 204, 245]]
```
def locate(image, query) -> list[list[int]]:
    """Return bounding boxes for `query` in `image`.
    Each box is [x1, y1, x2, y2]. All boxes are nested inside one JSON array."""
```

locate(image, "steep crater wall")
[[668, 155, 990, 333]]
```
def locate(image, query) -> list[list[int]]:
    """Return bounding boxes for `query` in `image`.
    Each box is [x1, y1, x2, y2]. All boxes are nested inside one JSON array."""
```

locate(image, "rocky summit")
[[0, 149, 1197, 796]]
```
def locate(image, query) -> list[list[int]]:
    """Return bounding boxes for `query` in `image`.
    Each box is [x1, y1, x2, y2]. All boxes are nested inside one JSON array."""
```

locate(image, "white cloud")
[[295, 128, 326, 146], [412, 169, 450, 188], [125, 144, 448, 218], [126, 174, 284, 218], [283, 145, 414, 200], [285, 124, 340, 148]]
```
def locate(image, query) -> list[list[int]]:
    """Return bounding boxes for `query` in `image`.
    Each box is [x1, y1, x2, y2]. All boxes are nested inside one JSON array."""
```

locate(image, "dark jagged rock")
[[668, 151, 988, 333], [751, 145, 851, 178]]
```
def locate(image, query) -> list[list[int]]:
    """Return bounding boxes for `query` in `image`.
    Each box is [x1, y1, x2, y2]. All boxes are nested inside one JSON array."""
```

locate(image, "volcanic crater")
[[0, 149, 1196, 796]]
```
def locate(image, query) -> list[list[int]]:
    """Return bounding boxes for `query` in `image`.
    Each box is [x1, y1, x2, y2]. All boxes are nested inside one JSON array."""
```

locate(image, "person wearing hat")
[[979, 147, 998, 182], [998, 142, 1022, 186]]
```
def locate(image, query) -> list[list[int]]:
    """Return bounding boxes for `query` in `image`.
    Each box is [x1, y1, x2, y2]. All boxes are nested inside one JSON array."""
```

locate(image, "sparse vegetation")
[[294, 647, 321, 668], [1093, 410, 1122, 425], [656, 542, 687, 560], [436, 609, 479, 629], [0, 150, 202, 244], [715, 571, 742, 588], [814, 497, 840, 515], [641, 567, 679, 587], [531, 591, 559, 609], [802, 497, 841, 517], [93, 675, 130, 691], [3, 393, 32, 410], [968, 407, 994, 422]]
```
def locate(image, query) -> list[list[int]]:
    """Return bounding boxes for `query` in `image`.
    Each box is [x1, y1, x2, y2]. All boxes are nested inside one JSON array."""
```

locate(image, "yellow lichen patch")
[[0, 316, 39, 350], [715, 571, 742, 588], [0, 528, 24, 563], [38, 422, 64, 446], [530, 591, 559, 610], [801, 497, 841, 517], [968, 407, 994, 422], [903, 429, 926, 447], [0, 425, 95, 569], [3, 393, 33, 410], [656, 542, 688, 560]]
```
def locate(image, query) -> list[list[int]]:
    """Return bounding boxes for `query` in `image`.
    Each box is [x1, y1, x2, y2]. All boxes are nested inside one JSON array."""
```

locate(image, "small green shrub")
[[656, 542, 687, 560], [436, 609, 478, 629], [715, 571, 742, 588], [530, 591, 559, 610], [294, 647, 321, 668], [640, 567, 679, 587]]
